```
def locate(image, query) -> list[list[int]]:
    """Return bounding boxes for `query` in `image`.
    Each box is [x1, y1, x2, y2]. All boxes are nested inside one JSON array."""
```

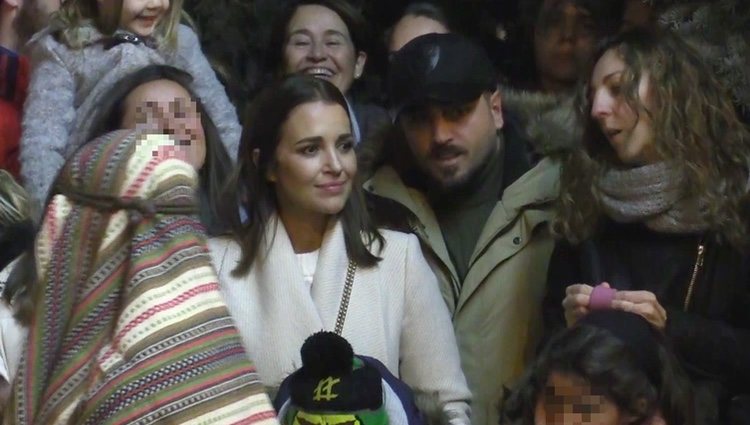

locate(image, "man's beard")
[[425, 134, 501, 197]]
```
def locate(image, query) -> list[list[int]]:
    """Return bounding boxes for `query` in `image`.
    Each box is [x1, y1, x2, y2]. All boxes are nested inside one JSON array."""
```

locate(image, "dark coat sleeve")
[[542, 240, 583, 340]]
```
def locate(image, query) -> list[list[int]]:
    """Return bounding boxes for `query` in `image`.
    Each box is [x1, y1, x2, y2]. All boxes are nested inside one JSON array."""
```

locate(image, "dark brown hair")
[[226, 74, 383, 276], [501, 313, 695, 425]]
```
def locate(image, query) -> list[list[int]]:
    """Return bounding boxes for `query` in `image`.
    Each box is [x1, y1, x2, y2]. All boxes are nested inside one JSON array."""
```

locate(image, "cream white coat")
[[209, 219, 472, 425]]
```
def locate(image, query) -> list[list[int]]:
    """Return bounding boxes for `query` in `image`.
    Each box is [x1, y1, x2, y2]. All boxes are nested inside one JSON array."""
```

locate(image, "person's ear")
[[354, 51, 367, 79], [256, 149, 278, 183], [266, 167, 277, 182], [252, 148, 260, 167], [489, 89, 504, 130]]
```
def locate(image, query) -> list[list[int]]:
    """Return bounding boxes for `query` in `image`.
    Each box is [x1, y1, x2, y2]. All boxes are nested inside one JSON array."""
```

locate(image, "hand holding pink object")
[[589, 282, 617, 310], [562, 283, 593, 326]]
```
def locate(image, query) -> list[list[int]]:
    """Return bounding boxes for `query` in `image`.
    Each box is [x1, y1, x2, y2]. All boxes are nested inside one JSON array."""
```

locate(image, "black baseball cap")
[[388, 33, 497, 120]]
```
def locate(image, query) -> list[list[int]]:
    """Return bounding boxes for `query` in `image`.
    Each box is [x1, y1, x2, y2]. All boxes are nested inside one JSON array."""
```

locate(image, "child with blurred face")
[[120, 78, 206, 169], [19, 0, 241, 207], [503, 311, 693, 425]]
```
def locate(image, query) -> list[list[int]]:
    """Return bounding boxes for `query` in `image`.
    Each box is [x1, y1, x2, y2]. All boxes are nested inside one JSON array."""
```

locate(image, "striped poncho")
[[5, 130, 277, 424]]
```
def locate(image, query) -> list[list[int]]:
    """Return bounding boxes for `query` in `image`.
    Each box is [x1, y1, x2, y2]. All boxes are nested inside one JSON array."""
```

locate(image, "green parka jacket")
[[359, 89, 574, 425]]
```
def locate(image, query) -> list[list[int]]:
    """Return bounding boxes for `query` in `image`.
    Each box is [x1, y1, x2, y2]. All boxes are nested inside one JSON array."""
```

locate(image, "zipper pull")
[[683, 243, 706, 312]]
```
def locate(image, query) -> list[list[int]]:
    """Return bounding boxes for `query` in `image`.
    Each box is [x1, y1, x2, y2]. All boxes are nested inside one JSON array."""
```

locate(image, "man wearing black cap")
[[362, 33, 559, 425]]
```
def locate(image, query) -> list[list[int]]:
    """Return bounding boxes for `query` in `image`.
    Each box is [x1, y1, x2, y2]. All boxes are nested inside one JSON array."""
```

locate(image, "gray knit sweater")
[[20, 24, 241, 205]]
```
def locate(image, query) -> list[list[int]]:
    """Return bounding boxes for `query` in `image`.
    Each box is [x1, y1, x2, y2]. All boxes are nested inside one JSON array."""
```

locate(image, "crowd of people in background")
[[0, 0, 749, 424]]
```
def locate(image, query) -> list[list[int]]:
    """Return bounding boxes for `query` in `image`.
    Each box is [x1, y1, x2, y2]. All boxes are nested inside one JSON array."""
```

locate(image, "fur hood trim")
[[501, 87, 582, 156], [357, 87, 581, 178]]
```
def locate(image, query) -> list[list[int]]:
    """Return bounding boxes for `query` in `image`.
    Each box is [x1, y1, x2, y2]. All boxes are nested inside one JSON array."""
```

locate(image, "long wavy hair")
[[501, 312, 695, 425], [554, 29, 750, 249], [225, 75, 384, 276], [50, 0, 184, 49]]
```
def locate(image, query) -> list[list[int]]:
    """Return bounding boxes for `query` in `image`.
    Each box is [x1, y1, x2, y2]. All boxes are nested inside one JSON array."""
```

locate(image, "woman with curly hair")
[[543, 29, 750, 424]]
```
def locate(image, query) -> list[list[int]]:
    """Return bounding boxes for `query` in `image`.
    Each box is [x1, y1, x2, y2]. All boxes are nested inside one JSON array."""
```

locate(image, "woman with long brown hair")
[[209, 75, 471, 425], [544, 29, 750, 424]]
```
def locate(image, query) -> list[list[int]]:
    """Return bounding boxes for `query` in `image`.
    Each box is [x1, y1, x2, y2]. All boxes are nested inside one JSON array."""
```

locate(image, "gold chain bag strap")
[[334, 260, 357, 335]]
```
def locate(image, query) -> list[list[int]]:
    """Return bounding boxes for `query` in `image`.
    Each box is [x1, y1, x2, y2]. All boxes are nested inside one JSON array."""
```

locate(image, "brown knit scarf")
[[597, 161, 709, 233]]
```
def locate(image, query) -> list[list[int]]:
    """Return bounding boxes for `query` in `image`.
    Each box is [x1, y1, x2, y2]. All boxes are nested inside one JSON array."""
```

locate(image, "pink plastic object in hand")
[[589, 284, 616, 310]]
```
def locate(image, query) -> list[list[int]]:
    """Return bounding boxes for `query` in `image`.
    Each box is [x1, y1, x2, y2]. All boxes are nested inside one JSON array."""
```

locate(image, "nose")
[[323, 147, 343, 175], [431, 113, 454, 145], [306, 40, 326, 62], [146, 0, 166, 9], [590, 89, 613, 120], [560, 17, 576, 42]]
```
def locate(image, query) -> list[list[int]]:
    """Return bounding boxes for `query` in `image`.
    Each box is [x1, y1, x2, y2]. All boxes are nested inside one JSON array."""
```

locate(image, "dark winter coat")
[[544, 219, 750, 423]]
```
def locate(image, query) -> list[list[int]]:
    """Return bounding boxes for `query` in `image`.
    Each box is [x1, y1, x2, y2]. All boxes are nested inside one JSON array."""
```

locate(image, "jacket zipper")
[[683, 243, 705, 312]]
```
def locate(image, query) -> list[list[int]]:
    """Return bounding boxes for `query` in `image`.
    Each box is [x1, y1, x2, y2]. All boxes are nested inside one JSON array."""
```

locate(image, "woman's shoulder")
[[369, 229, 420, 260], [208, 235, 240, 254], [207, 236, 242, 274], [376, 228, 411, 244]]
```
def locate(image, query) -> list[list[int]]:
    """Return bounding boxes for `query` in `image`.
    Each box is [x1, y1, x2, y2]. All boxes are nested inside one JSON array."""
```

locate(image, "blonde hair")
[[51, 0, 184, 49]]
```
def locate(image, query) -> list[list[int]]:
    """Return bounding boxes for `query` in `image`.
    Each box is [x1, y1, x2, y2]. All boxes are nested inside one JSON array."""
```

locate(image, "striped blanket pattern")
[[6, 131, 277, 424]]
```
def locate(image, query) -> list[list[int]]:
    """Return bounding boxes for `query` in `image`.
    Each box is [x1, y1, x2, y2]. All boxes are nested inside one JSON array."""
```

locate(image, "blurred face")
[[534, 372, 629, 425], [270, 101, 356, 225], [622, 0, 654, 31], [534, 0, 596, 93], [283, 4, 366, 94], [120, 79, 206, 169], [388, 14, 449, 54], [398, 91, 503, 192], [108, 0, 170, 37], [590, 48, 657, 166]]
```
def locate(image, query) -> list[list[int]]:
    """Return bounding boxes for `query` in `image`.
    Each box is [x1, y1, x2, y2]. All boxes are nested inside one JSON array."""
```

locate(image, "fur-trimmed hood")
[[501, 87, 582, 156], [357, 87, 581, 179]]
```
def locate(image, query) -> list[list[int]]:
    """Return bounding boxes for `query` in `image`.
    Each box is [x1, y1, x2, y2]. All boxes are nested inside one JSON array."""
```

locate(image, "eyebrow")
[[294, 134, 353, 145], [288, 28, 349, 39], [602, 70, 623, 83], [590, 70, 623, 91]]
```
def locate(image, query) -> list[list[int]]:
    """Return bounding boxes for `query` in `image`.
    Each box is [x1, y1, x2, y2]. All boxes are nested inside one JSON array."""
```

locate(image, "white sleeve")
[[0, 258, 28, 385], [398, 234, 472, 425]]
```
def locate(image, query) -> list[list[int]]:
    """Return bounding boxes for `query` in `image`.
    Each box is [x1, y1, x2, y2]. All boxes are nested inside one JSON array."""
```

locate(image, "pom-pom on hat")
[[282, 332, 387, 425]]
